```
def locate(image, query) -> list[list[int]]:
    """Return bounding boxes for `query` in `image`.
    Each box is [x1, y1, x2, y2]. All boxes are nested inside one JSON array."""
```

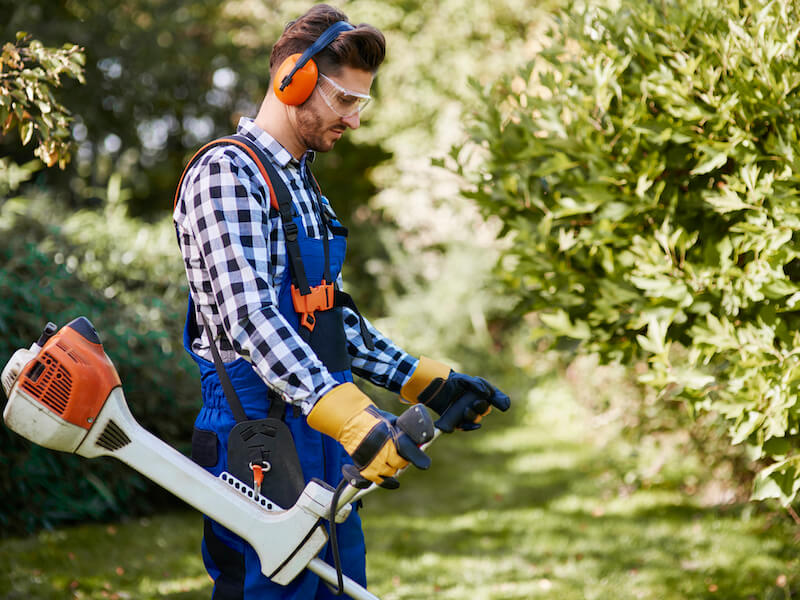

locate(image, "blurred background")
[[1, 0, 799, 598]]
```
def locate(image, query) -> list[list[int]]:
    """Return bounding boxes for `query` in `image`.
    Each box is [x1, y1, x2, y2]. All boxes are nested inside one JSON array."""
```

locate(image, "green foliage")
[[460, 0, 800, 503], [0, 27, 200, 534], [0, 199, 199, 536], [3, 1, 261, 214], [0, 32, 84, 169], [0, 158, 39, 197]]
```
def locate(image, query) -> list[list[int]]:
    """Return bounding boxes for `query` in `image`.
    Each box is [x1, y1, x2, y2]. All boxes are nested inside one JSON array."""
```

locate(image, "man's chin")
[[310, 137, 339, 153]]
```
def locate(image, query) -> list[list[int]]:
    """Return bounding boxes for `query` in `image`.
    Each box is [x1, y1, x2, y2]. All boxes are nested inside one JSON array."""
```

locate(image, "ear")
[[273, 53, 319, 105]]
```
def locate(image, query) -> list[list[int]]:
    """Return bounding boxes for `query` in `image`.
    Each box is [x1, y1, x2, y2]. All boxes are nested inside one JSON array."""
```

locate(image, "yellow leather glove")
[[307, 382, 409, 485], [400, 356, 511, 433], [399, 356, 451, 404]]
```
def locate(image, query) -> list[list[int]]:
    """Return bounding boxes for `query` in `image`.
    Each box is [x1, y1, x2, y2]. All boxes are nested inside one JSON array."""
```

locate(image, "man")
[[173, 5, 510, 599]]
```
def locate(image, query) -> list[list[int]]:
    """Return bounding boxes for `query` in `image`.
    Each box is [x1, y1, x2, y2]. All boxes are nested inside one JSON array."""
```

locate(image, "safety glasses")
[[316, 73, 371, 118]]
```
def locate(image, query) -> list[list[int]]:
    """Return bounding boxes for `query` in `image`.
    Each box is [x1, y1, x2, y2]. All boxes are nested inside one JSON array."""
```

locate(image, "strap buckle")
[[291, 281, 335, 333], [284, 222, 299, 242]]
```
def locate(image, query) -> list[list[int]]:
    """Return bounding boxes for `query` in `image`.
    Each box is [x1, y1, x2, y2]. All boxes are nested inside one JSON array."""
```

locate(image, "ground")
[[1, 380, 797, 599]]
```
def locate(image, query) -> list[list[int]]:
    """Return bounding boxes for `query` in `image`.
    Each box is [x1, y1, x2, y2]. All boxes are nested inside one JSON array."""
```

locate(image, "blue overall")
[[183, 190, 367, 599]]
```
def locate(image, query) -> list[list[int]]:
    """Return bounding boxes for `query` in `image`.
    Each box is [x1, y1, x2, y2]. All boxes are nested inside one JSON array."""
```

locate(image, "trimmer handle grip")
[[340, 404, 435, 490]]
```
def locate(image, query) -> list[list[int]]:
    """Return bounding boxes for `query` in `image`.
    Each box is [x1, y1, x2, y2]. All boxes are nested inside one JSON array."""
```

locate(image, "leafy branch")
[[0, 32, 85, 169]]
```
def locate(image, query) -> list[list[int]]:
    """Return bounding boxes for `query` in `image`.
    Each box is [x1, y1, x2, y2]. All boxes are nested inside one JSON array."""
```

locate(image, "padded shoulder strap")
[[173, 136, 280, 212]]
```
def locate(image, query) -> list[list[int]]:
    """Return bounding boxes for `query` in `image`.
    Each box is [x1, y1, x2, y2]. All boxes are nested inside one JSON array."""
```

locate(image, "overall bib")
[[182, 146, 366, 599]]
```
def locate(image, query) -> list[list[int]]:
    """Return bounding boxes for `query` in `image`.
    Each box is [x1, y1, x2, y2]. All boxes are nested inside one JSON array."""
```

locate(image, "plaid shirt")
[[174, 117, 418, 414]]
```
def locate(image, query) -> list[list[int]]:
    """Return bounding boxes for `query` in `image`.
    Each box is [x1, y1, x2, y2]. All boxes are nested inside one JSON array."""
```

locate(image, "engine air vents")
[[20, 352, 73, 416], [95, 420, 131, 451]]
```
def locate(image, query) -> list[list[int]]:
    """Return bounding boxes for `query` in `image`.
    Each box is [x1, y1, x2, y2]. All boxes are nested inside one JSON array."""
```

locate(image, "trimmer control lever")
[[341, 464, 371, 489], [395, 404, 435, 445], [339, 405, 436, 493]]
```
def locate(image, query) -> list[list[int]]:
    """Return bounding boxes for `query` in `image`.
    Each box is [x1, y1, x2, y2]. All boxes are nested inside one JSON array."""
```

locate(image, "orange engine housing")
[[17, 319, 121, 429]]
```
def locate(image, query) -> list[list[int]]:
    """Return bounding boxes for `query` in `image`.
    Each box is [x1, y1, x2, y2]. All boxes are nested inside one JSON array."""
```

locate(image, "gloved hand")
[[307, 382, 429, 486], [400, 357, 511, 433]]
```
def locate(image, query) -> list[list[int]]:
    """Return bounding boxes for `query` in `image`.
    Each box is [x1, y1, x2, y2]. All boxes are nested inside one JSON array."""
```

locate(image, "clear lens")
[[316, 73, 371, 118]]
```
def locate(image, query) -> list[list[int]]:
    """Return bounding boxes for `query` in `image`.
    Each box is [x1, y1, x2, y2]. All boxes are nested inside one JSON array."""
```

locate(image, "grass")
[[0, 511, 208, 599], [1, 380, 798, 600]]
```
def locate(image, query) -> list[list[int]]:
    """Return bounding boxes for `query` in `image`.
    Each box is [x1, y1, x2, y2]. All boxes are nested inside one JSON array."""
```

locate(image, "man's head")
[[260, 4, 386, 157], [269, 4, 385, 82]]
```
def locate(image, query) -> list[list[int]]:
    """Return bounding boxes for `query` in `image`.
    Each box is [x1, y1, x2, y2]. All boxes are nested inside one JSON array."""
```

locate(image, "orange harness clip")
[[250, 462, 268, 498], [291, 282, 335, 332]]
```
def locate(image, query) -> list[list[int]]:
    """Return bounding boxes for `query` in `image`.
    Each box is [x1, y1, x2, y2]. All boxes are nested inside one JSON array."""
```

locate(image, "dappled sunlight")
[[362, 381, 799, 599], [138, 574, 211, 596]]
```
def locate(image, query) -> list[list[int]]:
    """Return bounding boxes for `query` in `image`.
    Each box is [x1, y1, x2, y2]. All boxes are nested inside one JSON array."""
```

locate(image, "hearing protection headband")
[[279, 21, 355, 92]]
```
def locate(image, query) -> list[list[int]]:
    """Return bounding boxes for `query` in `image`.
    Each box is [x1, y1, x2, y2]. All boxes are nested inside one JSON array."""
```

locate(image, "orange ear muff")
[[274, 53, 319, 106]]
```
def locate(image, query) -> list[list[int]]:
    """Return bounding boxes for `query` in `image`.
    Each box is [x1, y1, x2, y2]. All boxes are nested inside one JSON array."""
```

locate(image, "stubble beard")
[[296, 103, 336, 153]]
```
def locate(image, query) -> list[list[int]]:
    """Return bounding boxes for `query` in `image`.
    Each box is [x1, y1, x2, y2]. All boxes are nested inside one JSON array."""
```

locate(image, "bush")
[[0, 32, 204, 534], [459, 0, 800, 504], [0, 202, 199, 536]]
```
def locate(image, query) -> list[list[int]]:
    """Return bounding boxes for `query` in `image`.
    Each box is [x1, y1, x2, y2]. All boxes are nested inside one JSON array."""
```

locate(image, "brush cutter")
[[1, 317, 439, 600]]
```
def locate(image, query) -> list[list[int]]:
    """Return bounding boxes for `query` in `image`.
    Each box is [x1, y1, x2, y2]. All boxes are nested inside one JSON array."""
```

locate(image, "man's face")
[[294, 66, 374, 153]]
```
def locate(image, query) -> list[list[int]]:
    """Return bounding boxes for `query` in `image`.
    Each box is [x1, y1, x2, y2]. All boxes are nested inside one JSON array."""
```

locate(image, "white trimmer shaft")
[[3, 381, 362, 592]]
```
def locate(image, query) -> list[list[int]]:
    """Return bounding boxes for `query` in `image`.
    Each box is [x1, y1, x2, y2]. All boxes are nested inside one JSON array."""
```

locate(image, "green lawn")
[[1, 383, 797, 599]]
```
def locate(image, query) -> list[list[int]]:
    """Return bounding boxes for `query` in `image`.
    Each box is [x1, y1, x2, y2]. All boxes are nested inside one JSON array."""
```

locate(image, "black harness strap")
[[334, 289, 375, 351], [178, 137, 295, 424], [230, 136, 374, 349], [187, 134, 374, 357], [304, 160, 333, 285], [199, 311, 249, 424]]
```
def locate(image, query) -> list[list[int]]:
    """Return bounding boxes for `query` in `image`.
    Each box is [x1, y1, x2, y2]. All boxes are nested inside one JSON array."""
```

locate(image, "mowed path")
[[362, 387, 799, 600], [0, 384, 797, 599]]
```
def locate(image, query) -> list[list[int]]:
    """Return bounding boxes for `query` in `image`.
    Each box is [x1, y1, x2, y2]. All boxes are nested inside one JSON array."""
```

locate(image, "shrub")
[[0, 31, 84, 169], [0, 31, 202, 534], [459, 0, 800, 503], [0, 201, 199, 536]]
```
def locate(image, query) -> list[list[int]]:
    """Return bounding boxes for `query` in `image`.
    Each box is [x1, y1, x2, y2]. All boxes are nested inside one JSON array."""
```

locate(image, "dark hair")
[[269, 4, 385, 77]]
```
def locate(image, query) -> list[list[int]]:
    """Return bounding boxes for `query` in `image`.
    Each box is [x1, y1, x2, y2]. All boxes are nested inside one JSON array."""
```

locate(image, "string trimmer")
[[1, 317, 439, 600]]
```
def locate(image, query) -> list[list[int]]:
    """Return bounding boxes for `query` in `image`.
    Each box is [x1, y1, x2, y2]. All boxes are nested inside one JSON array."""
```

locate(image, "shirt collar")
[[236, 117, 294, 168]]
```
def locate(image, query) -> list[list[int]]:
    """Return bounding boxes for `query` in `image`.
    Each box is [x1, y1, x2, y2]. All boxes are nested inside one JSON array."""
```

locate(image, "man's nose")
[[342, 112, 360, 129]]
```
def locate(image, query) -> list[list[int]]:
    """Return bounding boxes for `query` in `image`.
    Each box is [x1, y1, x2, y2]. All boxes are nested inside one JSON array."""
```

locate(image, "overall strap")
[[198, 310, 287, 422], [300, 155, 332, 284]]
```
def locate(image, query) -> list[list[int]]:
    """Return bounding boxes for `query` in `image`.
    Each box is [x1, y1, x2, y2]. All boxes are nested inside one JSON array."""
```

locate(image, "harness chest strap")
[[290, 282, 375, 350]]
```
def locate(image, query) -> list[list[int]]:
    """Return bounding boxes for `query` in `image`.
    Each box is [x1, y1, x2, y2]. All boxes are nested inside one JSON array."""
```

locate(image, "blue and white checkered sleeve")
[[338, 275, 419, 393], [178, 153, 338, 413]]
